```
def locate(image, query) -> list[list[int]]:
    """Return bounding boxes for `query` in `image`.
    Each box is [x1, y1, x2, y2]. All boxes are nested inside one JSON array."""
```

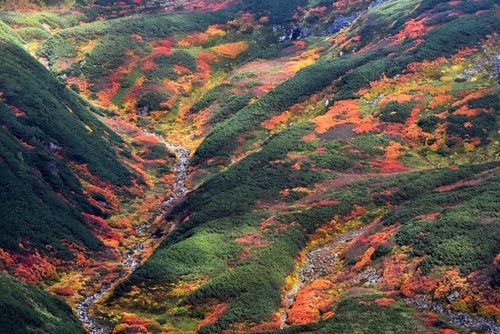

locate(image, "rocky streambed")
[[280, 226, 500, 333], [280, 228, 366, 328], [76, 134, 190, 334]]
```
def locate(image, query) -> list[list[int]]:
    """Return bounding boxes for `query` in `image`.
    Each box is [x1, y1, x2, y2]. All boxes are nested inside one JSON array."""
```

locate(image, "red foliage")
[[439, 329, 458, 334], [13, 252, 57, 284], [198, 304, 228, 329], [82, 212, 122, 243], [8, 105, 25, 116], [370, 157, 408, 173], [141, 40, 173, 71]]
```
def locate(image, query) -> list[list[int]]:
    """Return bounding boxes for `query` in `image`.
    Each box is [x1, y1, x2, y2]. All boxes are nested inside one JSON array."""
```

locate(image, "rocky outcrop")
[[325, 11, 361, 35]]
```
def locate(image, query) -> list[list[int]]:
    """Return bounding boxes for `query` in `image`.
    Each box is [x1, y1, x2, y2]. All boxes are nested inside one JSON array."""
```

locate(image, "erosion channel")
[[76, 133, 190, 334]]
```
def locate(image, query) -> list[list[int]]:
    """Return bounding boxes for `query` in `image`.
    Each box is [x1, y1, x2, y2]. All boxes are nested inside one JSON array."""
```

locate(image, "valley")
[[76, 134, 190, 334]]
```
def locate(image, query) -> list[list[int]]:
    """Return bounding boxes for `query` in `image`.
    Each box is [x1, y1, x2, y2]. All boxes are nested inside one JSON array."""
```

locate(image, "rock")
[[368, 0, 390, 8], [277, 25, 310, 42], [447, 290, 459, 303], [325, 12, 361, 35], [493, 54, 500, 83], [49, 142, 60, 152], [47, 161, 58, 176]]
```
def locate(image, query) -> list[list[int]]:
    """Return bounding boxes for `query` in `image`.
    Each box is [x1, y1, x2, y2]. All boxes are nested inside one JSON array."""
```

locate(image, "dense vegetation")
[[0, 0, 499, 333], [0, 34, 137, 259], [0, 274, 85, 334]]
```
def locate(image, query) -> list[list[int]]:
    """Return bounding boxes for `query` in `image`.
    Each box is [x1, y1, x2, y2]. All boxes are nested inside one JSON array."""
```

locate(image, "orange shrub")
[[211, 41, 248, 59]]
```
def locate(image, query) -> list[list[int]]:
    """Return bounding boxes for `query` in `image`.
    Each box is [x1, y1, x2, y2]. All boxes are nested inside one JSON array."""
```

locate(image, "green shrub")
[[0, 274, 85, 334], [378, 101, 415, 123]]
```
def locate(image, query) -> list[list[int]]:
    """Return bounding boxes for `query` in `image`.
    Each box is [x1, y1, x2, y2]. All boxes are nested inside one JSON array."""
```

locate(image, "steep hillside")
[[0, 33, 137, 280], [0, 274, 85, 334], [0, 0, 498, 333]]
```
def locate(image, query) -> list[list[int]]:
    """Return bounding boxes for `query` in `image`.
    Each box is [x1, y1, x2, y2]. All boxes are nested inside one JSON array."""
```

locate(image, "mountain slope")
[[0, 274, 85, 334], [0, 25, 142, 283]]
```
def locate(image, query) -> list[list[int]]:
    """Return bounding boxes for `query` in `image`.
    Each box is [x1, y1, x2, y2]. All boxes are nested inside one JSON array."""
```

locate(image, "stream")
[[280, 227, 500, 334], [76, 133, 190, 334]]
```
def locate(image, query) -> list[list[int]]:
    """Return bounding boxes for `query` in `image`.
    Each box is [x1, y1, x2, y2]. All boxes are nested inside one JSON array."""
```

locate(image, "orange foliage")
[[393, 18, 431, 41], [433, 268, 466, 299], [417, 212, 441, 221], [262, 111, 291, 130], [454, 105, 481, 117], [183, 0, 234, 12], [313, 100, 361, 134], [293, 40, 307, 49], [141, 40, 173, 71], [353, 116, 378, 134], [382, 254, 410, 290], [374, 297, 396, 307], [259, 217, 276, 230], [179, 25, 226, 48], [400, 274, 439, 298], [228, 13, 257, 31], [97, 81, 120, 107], [51, 286, 75, 296], [286, 279, 334, 325], [211, 41, 248, 59], [290, 48, 321, 72], [385, 141, 405, 160], [352, 246, 375, 271], [451, 47, 477, 64], [378, 93, 419, 107], [428, 94, 453, 109]]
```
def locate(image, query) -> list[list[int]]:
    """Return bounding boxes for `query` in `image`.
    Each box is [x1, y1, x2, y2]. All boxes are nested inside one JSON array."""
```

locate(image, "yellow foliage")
[[211, 41, 248, 59]]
